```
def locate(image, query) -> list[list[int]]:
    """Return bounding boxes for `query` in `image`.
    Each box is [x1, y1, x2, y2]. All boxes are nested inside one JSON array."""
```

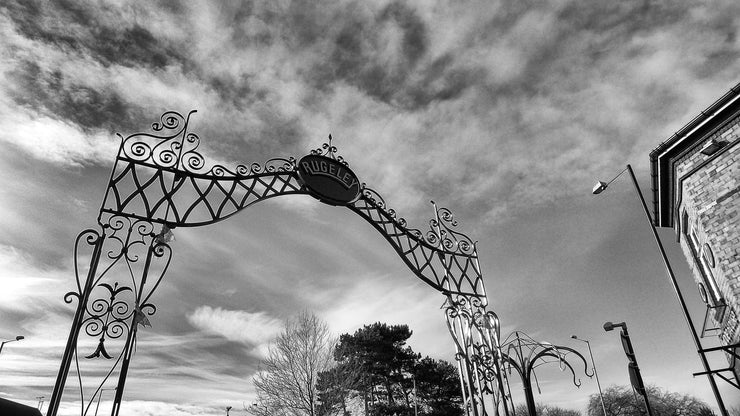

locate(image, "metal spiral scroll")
[[102, 110, 304, 227], [51, 110, 508, 416], [310, 134, 349, 167], [52, 216, 172, 416], [428, 202, 477, 255]]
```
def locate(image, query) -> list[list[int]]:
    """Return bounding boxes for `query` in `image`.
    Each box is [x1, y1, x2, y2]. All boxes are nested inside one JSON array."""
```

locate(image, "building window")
[[698, 243, 723, 305], [682, 213, 724, 310], [703, 243, 715, 268]]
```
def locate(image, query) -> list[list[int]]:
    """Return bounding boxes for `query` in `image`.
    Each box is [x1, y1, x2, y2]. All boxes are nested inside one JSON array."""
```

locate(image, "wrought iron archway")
[[47, 111, 512, 416]]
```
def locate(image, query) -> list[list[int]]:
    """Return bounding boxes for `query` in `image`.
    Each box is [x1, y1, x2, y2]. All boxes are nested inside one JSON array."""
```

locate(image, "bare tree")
[[514, 403, 581, 416], [247, 312, 352, 416], [586, 385, 714, 416]]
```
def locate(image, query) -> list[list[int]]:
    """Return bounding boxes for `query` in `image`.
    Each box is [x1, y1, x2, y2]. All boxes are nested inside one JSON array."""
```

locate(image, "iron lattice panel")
[[101, 159, 305, 226], [349, 192, 486, 299]]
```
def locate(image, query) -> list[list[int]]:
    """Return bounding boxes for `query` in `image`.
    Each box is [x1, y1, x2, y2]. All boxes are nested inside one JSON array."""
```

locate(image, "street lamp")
[[412, 376, 418, 416], [36, 396, 45, 411], [571, 335, 606, 416], [593, 164, 728, 416], [603, 321, 653, 416], [94, 388, 116, 416], [0, 335, 24, 356]]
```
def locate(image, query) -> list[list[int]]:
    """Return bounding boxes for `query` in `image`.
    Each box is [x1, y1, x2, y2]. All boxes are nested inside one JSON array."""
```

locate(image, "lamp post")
[[603, 321, 653, 416], [571, 335, 606, 416], [413, 376, 418, 416], [0, 335, 24, 356], [36, 396, 45, 411], [93, 388, 116, 416], [593, 164, 728, 416]]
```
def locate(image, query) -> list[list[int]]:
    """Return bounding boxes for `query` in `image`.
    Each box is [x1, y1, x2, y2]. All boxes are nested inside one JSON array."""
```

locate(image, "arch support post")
[[48, 218, 172, 416], [444, 294, 511, 416], [47, 230, 104, 416]]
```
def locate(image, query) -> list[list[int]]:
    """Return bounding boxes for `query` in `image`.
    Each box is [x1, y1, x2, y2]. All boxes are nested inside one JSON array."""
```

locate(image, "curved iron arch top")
[[500, 331, 593, 388], [98, 111, 488, 298]]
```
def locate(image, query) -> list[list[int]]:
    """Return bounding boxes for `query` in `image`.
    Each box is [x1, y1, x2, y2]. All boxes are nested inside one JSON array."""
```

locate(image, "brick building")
[[650, 83, 740, 381]]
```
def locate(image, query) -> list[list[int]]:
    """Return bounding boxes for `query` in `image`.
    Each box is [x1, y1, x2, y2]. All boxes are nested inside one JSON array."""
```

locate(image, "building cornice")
[[649, 82, 740, 228]]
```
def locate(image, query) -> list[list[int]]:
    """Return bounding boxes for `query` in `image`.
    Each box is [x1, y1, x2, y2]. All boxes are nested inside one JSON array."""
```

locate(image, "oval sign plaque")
[[297, 154, 361, 205]]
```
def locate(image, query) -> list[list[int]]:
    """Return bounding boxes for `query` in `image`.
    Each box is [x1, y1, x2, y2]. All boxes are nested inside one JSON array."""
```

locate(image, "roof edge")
[[650, 82, 740, 228]]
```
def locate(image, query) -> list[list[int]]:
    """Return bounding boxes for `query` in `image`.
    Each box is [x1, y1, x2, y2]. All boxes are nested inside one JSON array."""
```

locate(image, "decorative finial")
[[326, 134, 337, 159], [310, 134, 347, 166]]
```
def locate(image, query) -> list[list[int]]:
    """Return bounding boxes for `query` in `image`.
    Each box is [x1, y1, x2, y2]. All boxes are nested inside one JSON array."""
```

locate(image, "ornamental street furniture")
[[47, 111, 512, 416]]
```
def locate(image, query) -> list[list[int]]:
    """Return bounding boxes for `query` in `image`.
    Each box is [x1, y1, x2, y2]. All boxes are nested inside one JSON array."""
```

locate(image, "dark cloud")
[[308, 1, 484, 110], [406, 56, 485, 108], [194, 106, 306, 164], [227, 0, 329, 48], [7, 60, 145, 132], [379, 2, 428, 66], [460, 1, 701, 98], [325, 1, 428, 104], [3, 0, 187, 70], [557, 0, 695, 35], [555, 1, 740, 81], [207, 74, 266, 109]]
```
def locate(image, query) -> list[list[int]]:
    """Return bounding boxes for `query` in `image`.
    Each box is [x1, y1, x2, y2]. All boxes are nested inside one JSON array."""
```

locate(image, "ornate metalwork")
[[500, 331, 593, 416], [444, 294, 510, 416], [50, 111, 508, 416], [310, 134, 348, 166], [48, 217, 171, 416], [101, 110, 303, 227], [348, 196, 484, 297]]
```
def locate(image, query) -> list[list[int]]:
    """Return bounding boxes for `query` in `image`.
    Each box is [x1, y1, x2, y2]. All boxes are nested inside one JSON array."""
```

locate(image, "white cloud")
[[265, 193, 323, 218], [0, 105, 119, 168], [186, 306, 282, 348], [319, 275, 457, 359], [53, 400, 226, 416], [0, 244, 67, 312]]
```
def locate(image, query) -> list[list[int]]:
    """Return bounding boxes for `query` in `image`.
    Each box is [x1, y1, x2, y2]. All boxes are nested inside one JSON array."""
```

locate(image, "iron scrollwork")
[[83, 282, 132, 360], [50, 110, 508, 416], [103, 110, 303, 227], [49, 215, 172, 416]]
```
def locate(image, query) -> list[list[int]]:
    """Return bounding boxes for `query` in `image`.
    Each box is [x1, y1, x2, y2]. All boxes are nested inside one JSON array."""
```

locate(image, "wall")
[[673, 113, 740, 374]]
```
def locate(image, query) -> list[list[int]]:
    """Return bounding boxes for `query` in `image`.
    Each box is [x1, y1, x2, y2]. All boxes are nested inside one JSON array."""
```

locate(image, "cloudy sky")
[[1, 0, 739, 415]]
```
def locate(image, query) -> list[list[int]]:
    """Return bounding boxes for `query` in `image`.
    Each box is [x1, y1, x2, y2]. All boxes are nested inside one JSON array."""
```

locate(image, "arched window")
[[682, 213, 723, 309], [699, 243, 722, 303]]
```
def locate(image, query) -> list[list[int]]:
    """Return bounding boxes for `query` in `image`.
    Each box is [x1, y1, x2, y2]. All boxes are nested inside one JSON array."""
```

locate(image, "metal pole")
[[0, 337, 23, 356], [94, 389, 115, 416], [625, 164, 728, 415], [573, 337, 606, 416], [48, 232, 104, 416], [110, 242, 156, 416], [413, 377, 418, 416], [620, 326, 653, 416]]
